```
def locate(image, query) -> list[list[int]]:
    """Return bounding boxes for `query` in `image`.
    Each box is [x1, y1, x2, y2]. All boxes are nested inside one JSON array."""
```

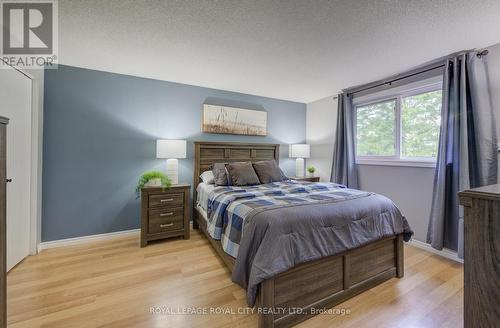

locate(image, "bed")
[[192, 141, 411, 328]]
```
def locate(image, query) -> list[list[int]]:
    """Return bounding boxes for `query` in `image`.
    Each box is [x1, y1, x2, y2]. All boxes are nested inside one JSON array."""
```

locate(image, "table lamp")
[[156, 139, 186, 185], [289, 144, 310, 177]]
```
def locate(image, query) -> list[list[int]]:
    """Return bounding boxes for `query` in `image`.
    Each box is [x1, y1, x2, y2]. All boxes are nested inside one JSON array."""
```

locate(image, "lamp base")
[[295, 158, 304, 177], [166, 159, 179, 185]]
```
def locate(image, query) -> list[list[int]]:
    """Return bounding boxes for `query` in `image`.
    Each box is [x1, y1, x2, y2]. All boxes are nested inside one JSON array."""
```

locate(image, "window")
[[356, 99, 396, 157], [355, 82, 442, 167], [401, 90, 441, 159]]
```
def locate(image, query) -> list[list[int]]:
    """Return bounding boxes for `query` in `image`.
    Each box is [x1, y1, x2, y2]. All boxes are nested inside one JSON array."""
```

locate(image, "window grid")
[[354, 83, 442, 164]]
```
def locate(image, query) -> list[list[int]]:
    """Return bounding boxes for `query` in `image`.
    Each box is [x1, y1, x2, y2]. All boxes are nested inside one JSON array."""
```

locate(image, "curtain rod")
[[477, 49, 489, 58], [343, 48, 488, 97], [345, 64, 445, 97]]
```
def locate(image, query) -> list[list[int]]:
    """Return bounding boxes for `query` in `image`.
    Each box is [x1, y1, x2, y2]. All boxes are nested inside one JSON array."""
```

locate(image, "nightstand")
[[140, 183, 190, 247], [290, 176, 320, 182]]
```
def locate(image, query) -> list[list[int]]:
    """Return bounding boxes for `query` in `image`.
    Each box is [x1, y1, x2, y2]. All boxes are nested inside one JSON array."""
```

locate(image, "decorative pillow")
[[200, 170, 215, 184], [226, 162, 261, 186], [252, 160, 287, 184], [211, 162, 231, 186]]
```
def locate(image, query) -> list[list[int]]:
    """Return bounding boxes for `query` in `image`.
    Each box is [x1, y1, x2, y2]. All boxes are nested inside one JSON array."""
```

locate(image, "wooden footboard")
[[258, 234, 404, 328], [193, 209, 404, 328]]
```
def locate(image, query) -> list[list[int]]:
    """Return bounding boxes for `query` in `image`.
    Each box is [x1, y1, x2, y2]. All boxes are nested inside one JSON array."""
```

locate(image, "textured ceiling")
[[59, 0, 500, 103]]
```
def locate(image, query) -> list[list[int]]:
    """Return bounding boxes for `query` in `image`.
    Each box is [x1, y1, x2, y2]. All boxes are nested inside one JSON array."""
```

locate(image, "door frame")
[[2, 61, 43, 255]]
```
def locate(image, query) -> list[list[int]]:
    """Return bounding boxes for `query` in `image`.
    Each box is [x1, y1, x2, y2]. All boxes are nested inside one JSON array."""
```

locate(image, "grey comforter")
[[231, 192, 413, 306]]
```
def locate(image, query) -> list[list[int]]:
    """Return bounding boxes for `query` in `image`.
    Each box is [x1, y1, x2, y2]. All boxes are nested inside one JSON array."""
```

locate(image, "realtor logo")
[[1, 0, 58, 68]]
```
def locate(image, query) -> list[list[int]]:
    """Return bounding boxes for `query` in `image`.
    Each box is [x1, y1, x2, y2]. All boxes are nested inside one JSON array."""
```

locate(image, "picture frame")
[[202, 104, 267, 136]]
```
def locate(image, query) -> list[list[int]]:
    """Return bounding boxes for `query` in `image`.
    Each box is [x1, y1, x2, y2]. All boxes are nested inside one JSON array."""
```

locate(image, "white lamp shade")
[[289, 144, 310, 158], [156, 140, 186, 159]]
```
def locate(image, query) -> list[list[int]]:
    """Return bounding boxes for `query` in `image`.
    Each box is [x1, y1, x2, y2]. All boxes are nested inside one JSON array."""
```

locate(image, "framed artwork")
[[202, 104, 267, 136]]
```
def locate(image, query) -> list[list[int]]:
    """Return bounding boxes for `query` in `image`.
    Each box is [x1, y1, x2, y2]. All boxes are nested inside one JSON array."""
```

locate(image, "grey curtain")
[[427, 52, 498, 253], [331, 93, 359, 188]]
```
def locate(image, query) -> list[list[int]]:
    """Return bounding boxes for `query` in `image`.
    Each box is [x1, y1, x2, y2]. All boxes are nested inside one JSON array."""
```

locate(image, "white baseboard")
[[407, 239, 463, 264], [37, 230, 464, 265], [37, 229, 140, 252]]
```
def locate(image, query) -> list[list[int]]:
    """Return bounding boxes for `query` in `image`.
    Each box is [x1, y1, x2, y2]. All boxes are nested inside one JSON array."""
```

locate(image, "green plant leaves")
[[136, 170, 172, 193]]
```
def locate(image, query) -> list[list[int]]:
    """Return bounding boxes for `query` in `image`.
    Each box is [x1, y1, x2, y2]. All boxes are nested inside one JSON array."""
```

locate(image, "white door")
[[0, 66, 32, 271]]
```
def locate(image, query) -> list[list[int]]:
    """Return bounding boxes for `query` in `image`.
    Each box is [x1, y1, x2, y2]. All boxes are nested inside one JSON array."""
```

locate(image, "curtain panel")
[[427, 52, 498, 254], [331, 93, 359, 189]]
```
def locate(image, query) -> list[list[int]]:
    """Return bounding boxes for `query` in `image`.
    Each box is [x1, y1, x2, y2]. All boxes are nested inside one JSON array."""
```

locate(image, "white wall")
[[306, 41, 500, 243], [305, 95, 338, 181], [357, 165, 435, 241]]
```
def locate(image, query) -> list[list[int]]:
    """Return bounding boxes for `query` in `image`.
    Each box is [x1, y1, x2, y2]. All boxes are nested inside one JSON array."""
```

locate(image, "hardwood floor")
[[7, 230, 463, 328]]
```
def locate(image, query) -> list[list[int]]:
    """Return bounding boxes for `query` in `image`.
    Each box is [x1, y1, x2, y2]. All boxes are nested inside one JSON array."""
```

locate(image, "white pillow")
[[200, 170, 215, 184]]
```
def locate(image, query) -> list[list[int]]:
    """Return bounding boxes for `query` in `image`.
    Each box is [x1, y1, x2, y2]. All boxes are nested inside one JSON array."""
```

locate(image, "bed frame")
[[192, 141, 404, 328]]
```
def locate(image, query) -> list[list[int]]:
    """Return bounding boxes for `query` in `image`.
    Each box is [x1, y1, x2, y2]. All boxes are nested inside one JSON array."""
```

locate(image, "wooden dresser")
[[0, 117, 8, 328], [140, 184, 190, 247], [458, 184, 500, 328]]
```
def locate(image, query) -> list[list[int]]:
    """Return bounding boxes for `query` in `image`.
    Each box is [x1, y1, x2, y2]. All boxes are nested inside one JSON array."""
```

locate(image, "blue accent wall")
[[42, 65, 306, 241]]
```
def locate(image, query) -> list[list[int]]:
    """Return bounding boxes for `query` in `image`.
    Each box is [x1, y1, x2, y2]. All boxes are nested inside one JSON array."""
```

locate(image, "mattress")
[[196, 182, 215, 213]]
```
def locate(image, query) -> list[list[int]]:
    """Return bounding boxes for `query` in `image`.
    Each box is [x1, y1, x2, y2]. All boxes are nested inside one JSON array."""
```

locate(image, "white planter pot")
[[145, 178, 162, 187]]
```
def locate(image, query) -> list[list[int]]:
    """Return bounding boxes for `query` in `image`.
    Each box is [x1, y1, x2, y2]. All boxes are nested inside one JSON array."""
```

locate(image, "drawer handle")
[[160, 198, 174, 202], [160, 223, 174, 228], [160, 212, 173, 217]]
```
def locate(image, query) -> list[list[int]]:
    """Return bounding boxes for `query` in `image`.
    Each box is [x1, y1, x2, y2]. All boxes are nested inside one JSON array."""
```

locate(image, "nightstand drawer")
[[149, 193, 184, 208], [149, 214, 184, 234], [149, 207, 184, 221]]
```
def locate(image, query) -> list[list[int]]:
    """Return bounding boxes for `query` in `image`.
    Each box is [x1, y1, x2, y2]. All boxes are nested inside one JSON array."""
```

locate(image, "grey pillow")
[[211, 163, 231, 186], [226, 162, 261, 186], [252, 160, 287, 184]]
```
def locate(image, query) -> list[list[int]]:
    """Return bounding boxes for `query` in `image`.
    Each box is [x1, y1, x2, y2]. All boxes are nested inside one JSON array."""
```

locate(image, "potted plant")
[[306, 166, 316, 177], [136, 170, 172, 194]]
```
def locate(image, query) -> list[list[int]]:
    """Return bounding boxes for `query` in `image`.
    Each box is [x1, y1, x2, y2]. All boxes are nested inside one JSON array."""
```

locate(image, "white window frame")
[[353, 77, 442, 168]]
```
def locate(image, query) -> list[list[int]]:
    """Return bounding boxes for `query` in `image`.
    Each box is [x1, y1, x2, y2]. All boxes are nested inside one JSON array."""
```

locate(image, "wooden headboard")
[[193, 141, 280, 187]]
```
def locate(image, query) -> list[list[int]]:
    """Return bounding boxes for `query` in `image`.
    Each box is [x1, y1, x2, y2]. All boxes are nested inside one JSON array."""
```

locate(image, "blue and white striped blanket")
[[205, 180, 371, 257]]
